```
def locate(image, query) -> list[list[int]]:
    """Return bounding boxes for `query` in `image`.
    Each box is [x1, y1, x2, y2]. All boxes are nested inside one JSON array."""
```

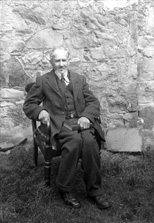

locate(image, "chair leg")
[[33, 139, 38, 166], [44, 160, 51, 186]]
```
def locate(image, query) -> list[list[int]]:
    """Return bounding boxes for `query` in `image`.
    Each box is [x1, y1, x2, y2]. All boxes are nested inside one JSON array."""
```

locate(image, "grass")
[[0, 141, 154, 223]]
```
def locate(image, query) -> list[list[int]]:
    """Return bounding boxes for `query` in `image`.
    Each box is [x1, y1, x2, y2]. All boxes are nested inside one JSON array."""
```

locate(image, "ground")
[[0, 141, 154, 223]]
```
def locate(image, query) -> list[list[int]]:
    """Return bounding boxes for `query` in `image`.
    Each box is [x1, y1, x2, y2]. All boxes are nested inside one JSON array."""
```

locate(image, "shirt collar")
[[55, 70, 68, 80]]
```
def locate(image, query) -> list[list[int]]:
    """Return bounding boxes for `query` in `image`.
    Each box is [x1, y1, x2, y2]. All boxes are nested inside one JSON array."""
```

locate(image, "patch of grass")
[[1, 143, 154, 223]]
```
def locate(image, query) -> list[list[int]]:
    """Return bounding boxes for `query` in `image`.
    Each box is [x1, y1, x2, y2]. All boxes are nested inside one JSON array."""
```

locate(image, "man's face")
[[51, 49, 69, 73]]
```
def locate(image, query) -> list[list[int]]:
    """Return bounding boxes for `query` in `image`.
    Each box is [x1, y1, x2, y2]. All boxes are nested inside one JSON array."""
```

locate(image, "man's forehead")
[[53, 48, 68, 58]]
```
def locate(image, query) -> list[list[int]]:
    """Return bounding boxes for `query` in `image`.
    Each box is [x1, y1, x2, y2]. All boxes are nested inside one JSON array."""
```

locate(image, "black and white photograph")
[[0, 0, 154, 222]]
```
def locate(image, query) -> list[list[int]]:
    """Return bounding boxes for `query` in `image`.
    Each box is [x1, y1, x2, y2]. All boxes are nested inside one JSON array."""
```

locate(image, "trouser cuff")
[[87, 188, 103, 197], [56, 180, 73, 192]]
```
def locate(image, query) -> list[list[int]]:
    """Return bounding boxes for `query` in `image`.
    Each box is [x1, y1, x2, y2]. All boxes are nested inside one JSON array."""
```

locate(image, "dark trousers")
[[56, 125, 103, 197]]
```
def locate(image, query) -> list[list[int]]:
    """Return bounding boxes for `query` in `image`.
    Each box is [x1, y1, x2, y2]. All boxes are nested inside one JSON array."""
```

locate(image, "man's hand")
[[78, 117, 90, 129], [38, 110, 50, 127]]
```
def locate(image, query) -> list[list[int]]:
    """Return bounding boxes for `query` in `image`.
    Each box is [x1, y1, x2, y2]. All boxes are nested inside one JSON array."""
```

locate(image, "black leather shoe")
[[93, 195, 111, 210], [60, 191, 81, 208]]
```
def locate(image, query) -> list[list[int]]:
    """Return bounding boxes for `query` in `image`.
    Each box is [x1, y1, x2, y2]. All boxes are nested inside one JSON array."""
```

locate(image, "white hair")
[[49, 46, 70, 61]]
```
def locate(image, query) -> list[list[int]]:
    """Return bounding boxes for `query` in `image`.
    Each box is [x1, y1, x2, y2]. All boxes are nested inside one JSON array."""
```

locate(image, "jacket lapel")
[[45, 70, 62, 98], [45, 70, 81, 99], [69, 71, 80, 101]]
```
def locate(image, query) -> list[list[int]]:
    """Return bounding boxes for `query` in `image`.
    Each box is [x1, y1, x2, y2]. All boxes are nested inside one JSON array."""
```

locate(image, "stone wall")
[[0, 0, 154, 151], [138, 0, 154, 149]]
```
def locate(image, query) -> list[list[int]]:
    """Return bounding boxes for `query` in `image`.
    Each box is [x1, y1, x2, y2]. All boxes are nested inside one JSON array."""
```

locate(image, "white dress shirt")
[[55, 70, 70, 86]]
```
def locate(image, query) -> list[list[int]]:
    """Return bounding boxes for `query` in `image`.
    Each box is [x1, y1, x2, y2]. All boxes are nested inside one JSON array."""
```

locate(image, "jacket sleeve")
[[23, 77, 46, 120], [79, 76, 101, 123]]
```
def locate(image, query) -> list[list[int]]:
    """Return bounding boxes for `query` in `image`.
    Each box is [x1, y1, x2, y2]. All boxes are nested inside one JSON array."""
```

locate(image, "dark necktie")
[[61, 74, 67, 86]]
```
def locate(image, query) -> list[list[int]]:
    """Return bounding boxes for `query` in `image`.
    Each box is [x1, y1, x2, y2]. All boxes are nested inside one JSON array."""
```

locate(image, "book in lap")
[[63, 118, 92, 131], [63, 118, 80, 131]]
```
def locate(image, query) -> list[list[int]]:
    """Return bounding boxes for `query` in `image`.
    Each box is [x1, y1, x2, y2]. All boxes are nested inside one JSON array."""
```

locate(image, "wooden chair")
[[25, 83, 61, 186], [25, 83, 103, 187], [32, 120, 62, 186]]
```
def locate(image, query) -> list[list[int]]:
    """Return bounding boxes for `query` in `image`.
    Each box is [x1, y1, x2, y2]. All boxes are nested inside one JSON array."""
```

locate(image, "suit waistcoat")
[[55, 75, 77, 116]]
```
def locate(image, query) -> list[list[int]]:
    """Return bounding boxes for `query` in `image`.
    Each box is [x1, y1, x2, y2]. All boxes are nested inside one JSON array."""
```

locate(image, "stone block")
[[0, 101, 15, 107], [1, 88, 24, 100], [26, 29, 63, 49], [123, 112, 138, 128], [105, 128, 142, 152], [141, 129, 154, 149], [140, 106, 154, 130], [0, 125, 32, 146], [5, 57, 30, 87], [13, 7, 46, 25]]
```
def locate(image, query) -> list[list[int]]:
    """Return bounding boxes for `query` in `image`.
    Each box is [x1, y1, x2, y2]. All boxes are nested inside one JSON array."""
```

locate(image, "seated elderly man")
[[23, 46, 110, 210]]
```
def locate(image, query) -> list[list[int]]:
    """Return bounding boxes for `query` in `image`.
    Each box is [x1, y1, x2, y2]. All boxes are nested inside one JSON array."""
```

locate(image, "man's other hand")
[[78, 117, 90, 129], [38, 110, 50, 127]]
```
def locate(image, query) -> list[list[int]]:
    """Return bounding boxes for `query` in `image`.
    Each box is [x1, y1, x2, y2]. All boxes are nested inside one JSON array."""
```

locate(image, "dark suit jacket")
[[23, 70, 105, 141]]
